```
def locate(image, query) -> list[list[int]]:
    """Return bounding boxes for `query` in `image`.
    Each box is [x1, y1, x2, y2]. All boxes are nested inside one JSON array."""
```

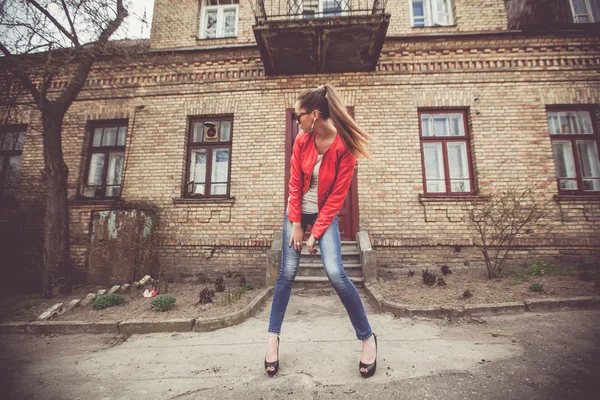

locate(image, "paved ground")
[[1, 288, 599, 400]]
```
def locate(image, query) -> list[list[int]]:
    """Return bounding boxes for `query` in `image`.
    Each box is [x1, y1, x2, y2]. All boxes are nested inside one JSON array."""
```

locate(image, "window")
[[289, 0, 349, 19], [82, 122, 127, 198], [185, 117, 233, 197], [569, 0, 600, 23], [0, 125, 26, 197], [419, 111, 474, 195], [547, 109, 600, 194], [200, 0, 239, 39], [410, 0, 453, 27]]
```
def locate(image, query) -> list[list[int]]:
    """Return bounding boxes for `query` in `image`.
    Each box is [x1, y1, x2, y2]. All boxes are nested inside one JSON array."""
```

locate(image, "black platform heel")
[[264, 335, 280, 377], [359, 333, 377, 378]]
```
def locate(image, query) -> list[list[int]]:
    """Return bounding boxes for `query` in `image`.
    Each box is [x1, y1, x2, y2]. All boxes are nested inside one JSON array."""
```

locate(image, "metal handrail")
[[253, 0, 387, 22]]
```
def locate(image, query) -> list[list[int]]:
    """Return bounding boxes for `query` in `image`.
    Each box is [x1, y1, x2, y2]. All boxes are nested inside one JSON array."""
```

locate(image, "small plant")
[[530, 282, 544, 292], [437, 278, 447, 287], [243, 282, 254, 290], [462, 289, 473, 298], [151, 295, 176, 312], [422, 268, 437, 286], [239, 273, 247, 287], [198, 287, 215, 304], [441, 265, 452, 276], [215, 276, 225, 292], [92, 294, 124, 310], [530, 260, 551, 276], [407, 269, 415, 277]]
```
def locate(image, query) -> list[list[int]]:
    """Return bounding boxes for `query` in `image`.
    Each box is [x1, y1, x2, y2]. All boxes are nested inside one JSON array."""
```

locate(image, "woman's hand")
[[306, 234, 318, 255], [289, 223, 304, 252]]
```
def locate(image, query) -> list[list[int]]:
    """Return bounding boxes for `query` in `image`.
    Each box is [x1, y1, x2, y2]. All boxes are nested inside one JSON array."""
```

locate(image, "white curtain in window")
[[88, 153, 105, 185], [577, 140, 600, 191], [211, 148, 229, 195], [423, 142, 446, 192], [191, 149, 207, 195], [551, 141, 577, 190], [447, 142, 470, 192]]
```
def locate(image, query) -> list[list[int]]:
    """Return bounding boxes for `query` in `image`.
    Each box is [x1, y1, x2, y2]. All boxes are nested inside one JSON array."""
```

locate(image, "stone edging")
[[0, 287, 274, 335], [364, 283, 600, 319]]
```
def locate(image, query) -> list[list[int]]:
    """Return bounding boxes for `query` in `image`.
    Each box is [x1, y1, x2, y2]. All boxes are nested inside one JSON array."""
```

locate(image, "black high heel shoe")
[[264, 335, 280, 377], [359, 333, 377, 378]]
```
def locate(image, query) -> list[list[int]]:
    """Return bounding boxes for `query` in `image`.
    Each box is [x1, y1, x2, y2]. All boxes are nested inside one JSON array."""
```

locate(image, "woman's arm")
[[287, 133, 304, 224]]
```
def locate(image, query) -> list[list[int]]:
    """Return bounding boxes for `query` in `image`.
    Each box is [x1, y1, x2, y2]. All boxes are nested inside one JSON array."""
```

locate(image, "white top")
[[302, 154, 323, 214]]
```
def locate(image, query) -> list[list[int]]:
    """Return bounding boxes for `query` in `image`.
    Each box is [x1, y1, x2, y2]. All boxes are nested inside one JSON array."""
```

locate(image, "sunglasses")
[[293, 111, 313, 123]]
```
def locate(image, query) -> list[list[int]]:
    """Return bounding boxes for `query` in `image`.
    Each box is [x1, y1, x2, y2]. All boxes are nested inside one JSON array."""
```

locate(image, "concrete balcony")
[[251, 1, 390, 75]]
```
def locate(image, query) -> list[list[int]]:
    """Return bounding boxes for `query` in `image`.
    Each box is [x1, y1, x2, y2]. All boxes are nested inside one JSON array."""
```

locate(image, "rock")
[[121, 284, 130, 292], [64, 299, 81, 312], [139, 275, 152, 286], [38, 303, 65, 320], [108, 285, 121, 294], [97, 289, 107, 296], [81, 293, 97, 306]]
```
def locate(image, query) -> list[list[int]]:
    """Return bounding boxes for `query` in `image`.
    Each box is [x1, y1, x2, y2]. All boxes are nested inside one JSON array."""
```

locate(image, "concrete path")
[[1, 288, 599, 399]]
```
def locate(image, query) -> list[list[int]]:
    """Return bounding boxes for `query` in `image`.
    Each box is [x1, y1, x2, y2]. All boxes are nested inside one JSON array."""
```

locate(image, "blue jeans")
[[268, 211, 373, 340]]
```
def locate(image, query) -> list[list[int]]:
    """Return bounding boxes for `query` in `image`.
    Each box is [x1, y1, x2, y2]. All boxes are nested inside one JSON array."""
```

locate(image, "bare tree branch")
[[25, 0, 79, 45], [60, 0, 80, 46]]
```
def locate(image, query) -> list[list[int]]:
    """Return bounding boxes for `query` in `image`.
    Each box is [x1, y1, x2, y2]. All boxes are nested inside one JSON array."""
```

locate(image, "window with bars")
[[185, 117, 233, 198], [81, 122, 127, 199], [569, 0, 600, 23], [289, 0, 349, 18], [419, 111, 474, 195], [547, 109, 600, 194], [200, 0, 239, 39], [0, 125, 26, 198], [410, 0, 453, 27]]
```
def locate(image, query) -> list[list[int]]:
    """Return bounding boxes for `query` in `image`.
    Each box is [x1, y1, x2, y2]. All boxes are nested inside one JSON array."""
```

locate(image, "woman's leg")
[[318, 215, 373, 341], [267, 211, 302, 335]]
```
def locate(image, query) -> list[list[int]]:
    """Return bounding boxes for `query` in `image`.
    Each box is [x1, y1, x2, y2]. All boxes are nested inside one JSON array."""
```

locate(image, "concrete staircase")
[[294, 241, 364, 287], [266, 231, 376, 289]]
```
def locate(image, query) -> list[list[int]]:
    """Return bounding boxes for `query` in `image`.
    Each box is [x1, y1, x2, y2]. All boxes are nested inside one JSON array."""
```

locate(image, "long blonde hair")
[[297, 84, 372, 159]]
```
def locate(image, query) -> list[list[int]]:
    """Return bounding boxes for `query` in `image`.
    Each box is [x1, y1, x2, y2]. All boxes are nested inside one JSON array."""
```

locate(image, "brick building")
[[2, 0, 599, 288]]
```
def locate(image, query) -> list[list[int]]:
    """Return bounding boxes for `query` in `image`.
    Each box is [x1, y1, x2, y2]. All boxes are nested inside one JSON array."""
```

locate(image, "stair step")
[[299, 263, 362, 268], [295, 276, 364, 283]]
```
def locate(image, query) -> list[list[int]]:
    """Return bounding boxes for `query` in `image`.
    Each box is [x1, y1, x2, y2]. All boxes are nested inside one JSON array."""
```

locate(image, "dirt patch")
[[0, 275, 265, 323], [374, 267, 600, 307]]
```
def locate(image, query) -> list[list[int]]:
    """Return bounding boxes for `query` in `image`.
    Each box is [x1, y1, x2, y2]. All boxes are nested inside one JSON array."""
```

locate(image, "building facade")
[[2, 0, 599, 287]]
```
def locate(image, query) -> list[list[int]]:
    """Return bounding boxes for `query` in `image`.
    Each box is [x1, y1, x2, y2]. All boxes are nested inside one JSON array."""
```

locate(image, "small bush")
[[239, 273, 247, 287], [462, 289, 473, 298], [530, 260, 551, 276], [243, 282, 254, 290], [151, 295, 176, 311], [441, 265, 452, 276], [530, 282, 544, 292], [407, 269, 415, 277], [199, 287, 215, 304], [93, 294, 124, 310], [422, 268, 437, 286], [215, 276, 225, 292]]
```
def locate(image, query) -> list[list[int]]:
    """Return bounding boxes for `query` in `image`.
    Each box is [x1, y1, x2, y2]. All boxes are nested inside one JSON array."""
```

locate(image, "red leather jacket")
[[287, 131, 356, 239]]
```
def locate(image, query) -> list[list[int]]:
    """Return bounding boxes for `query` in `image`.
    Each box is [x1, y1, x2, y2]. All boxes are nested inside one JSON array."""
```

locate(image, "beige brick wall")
[[150, 0, 257, 49], [5, 26, 600, 282], [150, 0, 511, 50]]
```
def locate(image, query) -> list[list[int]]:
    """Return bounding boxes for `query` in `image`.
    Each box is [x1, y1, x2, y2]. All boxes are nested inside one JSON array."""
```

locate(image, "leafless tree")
[[464, 185, 554, 279], [0, 1, 135, 297]]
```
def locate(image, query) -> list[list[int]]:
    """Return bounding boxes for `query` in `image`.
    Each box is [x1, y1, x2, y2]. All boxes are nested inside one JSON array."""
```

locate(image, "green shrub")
[[92, 294, 124, 310], [151, 295, 176, 312], [530, 282, 544, 292], [530, 260, 552, 276]]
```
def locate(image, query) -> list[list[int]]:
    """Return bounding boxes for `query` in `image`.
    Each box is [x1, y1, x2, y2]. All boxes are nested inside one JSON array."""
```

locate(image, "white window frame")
[[569, 0, 600, 23], [318, 0, 349, 17], [199, 1, 239, 40], [410, 0, 454, 27]]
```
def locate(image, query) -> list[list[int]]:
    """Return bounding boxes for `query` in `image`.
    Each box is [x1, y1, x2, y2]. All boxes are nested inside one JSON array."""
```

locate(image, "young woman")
[[265, 84, 377, 378]]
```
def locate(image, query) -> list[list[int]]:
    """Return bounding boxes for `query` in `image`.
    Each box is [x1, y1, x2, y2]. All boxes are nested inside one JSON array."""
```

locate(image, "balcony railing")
[[252, 0, 388, 22]]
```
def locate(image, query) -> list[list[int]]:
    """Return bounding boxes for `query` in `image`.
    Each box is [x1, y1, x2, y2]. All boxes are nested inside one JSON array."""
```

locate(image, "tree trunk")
[[41, 112, 71, 298]]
